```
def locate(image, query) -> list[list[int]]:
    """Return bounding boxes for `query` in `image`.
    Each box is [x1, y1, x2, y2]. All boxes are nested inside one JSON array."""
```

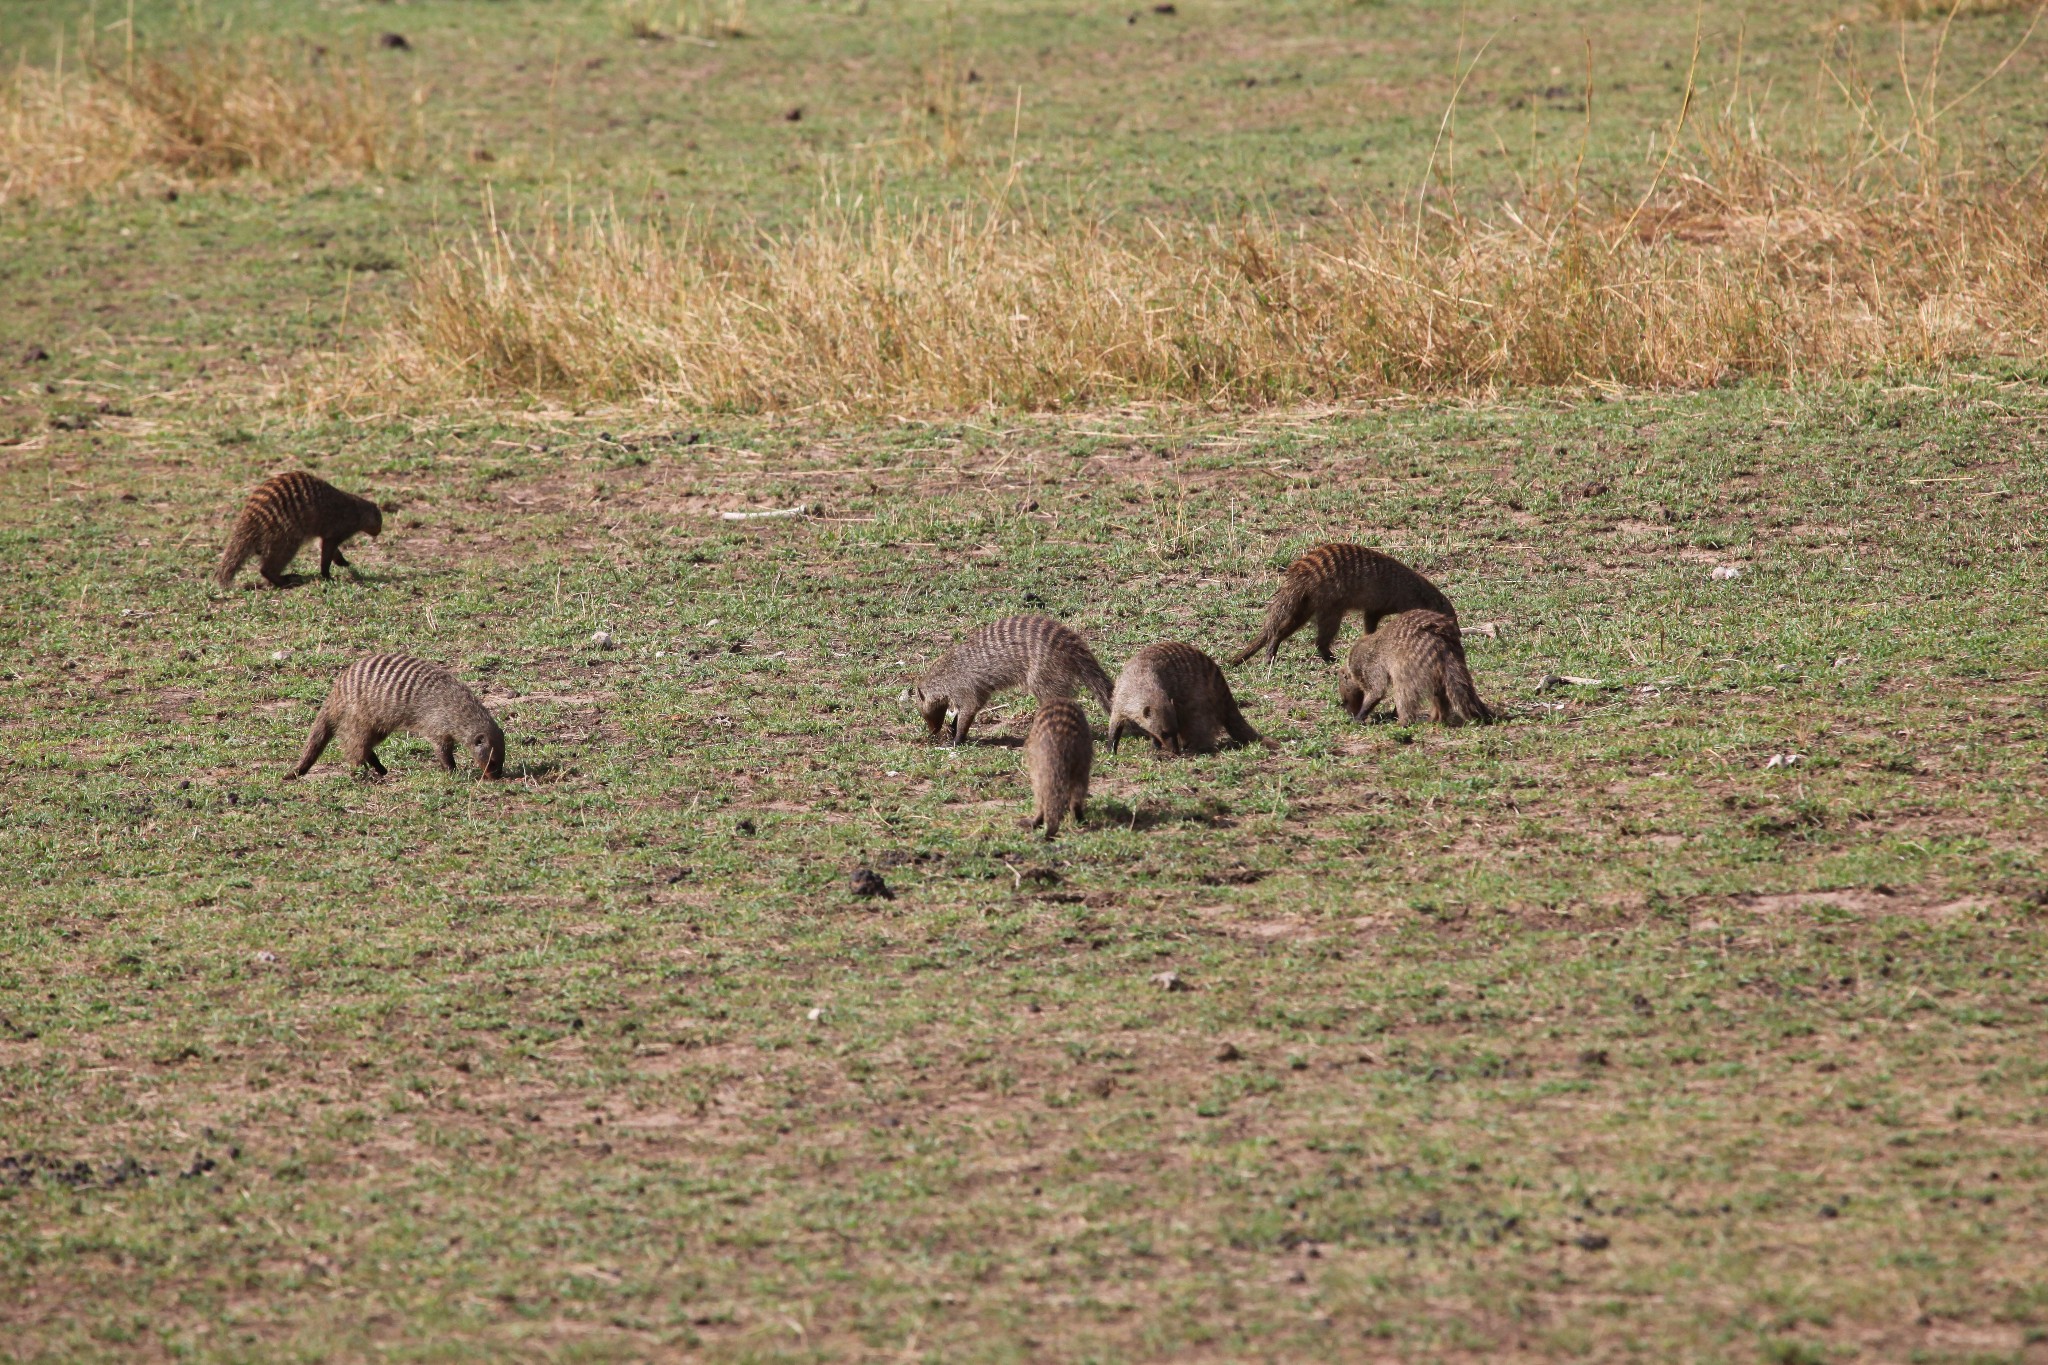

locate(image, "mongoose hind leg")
[[1313, 608, 1347, 662], [344, 727, 389, 778], [259, 544, 297, 588]]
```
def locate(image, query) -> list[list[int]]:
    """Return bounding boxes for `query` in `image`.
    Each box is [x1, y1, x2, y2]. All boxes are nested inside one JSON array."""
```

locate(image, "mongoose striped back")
[[1339, 610, 1492, 726], [216, 471, 382, 588], [293, 655, 504, 779], [1109, 642, 1260, 754], [912, 614, 1115, 744], [1232, 542, 1456, 664], [1024, 699, 1093, 840]]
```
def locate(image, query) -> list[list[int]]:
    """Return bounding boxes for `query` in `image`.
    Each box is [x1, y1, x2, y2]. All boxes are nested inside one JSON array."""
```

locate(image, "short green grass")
[[4, 1, 2048, 1361]]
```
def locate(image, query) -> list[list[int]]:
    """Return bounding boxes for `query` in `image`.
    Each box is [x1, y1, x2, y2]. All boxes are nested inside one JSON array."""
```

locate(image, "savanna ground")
[[3, 1, 2048, 1361]]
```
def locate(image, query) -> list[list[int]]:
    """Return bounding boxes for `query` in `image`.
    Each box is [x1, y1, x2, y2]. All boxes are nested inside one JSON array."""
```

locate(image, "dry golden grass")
[[0, 40, 396, 206], [373, 129, 2048, 414]]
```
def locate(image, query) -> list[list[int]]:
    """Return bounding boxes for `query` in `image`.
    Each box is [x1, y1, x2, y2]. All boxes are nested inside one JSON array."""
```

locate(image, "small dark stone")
[[1153, 2, 1176, 11], [849, 868, 894, 900], [164, 189, 178, 202], [966, 68, 981, 83], [1215, 1042, 1242, 1062], [783, 106, 803, 121], [1127, 11, 1139, 22], [22, 345, 49, 363], [1575, 1233, 1610, 1251], [377, 32, 411, 50], [1819, 1204, 1839, 1219], [48, 412, 92, 431], [1578, 1048, 1610, 1067], [734, 817, 755, 835]]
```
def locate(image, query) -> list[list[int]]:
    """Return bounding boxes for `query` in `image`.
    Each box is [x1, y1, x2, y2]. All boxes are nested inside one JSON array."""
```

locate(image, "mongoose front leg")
[[433, 736, 457, 771], [949, 695, 984, 745], [1351, 683, 1387, 722]]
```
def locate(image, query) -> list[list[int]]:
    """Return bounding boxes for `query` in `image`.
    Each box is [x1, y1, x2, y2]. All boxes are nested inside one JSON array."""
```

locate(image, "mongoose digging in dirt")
[[1023, 700, 1092, 840], [1337, 610, 1493, 726], [1108, 643, 1261, 755], [1232, 543, 1456, 664], [291, 655, 504, 779], [216, 471, 383, 588], [908, 614, 1114, 744]]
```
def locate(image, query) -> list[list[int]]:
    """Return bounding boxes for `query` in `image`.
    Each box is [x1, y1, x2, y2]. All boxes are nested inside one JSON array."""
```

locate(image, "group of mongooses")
[[912, 542, 1493, 840], [217, 472, 1491, 808], [215, 472, 503, 782]]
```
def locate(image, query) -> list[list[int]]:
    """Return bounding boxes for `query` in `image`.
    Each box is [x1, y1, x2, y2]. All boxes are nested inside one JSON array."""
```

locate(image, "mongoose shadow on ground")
[[294, 753, 560, 781], [1089, 797, 1238, 832]]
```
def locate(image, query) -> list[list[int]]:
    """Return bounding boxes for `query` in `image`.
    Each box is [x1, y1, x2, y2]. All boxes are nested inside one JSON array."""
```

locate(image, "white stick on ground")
[[720, 504, 808, 521]]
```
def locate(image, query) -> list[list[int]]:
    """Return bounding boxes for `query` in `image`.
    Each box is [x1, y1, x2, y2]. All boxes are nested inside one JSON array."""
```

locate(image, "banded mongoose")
[[1108, 642, 1261, 755], [1023, 700, 1092, 840], [1231, 542, 1457, 664], [1337, 610, 1493, 726], [291, 655, 504, 779], [908, 614, 1115, 745], [216, 471, 382, 588]]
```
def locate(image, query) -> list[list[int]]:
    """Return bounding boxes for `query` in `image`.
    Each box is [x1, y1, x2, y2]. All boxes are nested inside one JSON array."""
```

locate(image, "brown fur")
[[1232, 543, 1457, 664], [1108, 642, 1260, 755], [1023, 700, 1092, 840], [216, 471, 382, 589], [292, 655, 505, 779], [1336, 610, 1493, 726], [908, 614, 1115, 744]]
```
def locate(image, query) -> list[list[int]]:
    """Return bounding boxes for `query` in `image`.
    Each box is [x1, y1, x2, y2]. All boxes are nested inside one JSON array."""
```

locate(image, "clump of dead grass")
[[371, 130, 2048, 415], [0, 39, 396, 206]]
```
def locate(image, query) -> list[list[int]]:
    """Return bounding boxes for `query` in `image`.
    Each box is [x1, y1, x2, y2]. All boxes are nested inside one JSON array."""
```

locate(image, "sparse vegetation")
[[2, 1, 2047, 1361]]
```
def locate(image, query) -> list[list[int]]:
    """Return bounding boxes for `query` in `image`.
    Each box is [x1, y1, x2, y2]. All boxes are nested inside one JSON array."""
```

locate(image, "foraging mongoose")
[[1108, 642, 1261, 755], [216, 471, 382, 588], [1023, 700, 1092, 840], [291, 655, 504, 779], [1337, 610, 1493, 726], [908, 614, 1115, 744], [1231, 543, 1457, 664]]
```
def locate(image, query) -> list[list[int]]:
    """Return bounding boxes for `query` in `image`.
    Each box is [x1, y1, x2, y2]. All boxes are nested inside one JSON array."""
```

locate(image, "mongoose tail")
[[1229, 586, 1306, 666], [291, 709, 335, 777], [215, 528, 258, 590], [1436, 661, 1494, 726]]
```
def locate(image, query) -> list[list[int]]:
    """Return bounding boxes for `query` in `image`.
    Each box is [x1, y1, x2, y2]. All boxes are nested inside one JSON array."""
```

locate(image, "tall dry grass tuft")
[[377, 143, 2048, 414], [372, 26, 2048, 414], [1, 39, 395, 206]]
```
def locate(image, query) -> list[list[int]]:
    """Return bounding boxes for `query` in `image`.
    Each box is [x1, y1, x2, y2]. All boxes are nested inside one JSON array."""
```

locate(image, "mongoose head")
[[906, 684, 949, 737], [359, 498, 385, 538], [1335, 663, 1365, 720], [469, 716, 506, 778], [1109, 685, 1180, 755]]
